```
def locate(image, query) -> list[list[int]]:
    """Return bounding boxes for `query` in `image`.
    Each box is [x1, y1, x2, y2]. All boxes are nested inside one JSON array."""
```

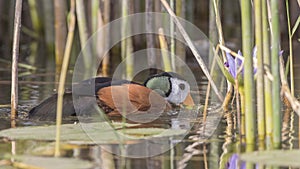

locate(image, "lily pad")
[[240, 150, 300, 167], [0, 122, 186, 144], [2, 155, 92, 169]]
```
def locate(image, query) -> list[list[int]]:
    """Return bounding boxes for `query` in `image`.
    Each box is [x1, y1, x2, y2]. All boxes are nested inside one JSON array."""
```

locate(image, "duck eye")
[[179, 83, 185, 90]]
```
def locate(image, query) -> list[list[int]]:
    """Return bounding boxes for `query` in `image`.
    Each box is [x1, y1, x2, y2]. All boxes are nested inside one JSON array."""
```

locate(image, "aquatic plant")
[[224, 47, 257, 81], [227, 154, 245, 169]]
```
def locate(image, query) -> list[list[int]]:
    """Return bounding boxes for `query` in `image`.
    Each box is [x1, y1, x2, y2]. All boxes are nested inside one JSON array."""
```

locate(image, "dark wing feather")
[[28, 92, 75, 121], [28, 77, 143, 121]]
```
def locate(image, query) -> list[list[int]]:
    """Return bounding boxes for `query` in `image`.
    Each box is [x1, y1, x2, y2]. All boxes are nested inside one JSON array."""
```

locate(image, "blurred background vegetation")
[[0, 0, 298, 79]]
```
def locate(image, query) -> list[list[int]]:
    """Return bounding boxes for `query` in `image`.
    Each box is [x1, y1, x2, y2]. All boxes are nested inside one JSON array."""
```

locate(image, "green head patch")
[[144, 76, 170, 97]]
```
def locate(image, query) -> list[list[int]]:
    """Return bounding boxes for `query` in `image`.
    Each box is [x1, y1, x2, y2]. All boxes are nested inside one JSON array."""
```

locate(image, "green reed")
[[101, 0, 110, 76], [158, 28, 172, 72], [121, 0, 134, 79], [241, 0, 255, 146], [270, 0, 282, 149], [28, 0, 42, 34], [262, 0, 273, 150], [76, 0, 93, 77], [254, 0, 265, 143]]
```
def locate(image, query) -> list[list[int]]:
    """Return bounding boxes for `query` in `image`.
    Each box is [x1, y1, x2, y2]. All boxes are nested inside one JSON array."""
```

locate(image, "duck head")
[[144, 72, 194, 106]]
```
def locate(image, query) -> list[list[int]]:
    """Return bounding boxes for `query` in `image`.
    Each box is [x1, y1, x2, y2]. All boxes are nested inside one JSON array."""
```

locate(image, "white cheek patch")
[[166, 78, 190, 104]]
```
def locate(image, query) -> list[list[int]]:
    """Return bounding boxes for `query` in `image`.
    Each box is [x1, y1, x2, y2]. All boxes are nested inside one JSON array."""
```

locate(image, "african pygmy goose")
[[28, 72, 194, 121]]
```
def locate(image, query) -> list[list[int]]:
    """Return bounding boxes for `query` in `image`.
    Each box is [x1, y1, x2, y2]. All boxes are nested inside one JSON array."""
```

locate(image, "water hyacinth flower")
[[227, 154, 245, 169], [227, 153, 259, 169], [223, 46, 283, 87], [224, 47, 257, 79], [224, 50, 243, 79]]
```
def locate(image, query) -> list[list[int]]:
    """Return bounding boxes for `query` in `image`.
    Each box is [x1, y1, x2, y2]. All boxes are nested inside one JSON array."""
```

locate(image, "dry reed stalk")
[[160, 0, 224, 102], [11, 0, 23, 123], [55, 0, 76, 157]]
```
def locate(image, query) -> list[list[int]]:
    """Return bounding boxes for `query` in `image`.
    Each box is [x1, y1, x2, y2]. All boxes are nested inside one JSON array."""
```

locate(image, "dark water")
[[0, 56, 299, 169], [0, 64, 228, 168]]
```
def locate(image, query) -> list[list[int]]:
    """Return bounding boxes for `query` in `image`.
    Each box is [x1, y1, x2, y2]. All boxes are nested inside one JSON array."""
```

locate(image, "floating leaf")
[[2, 155, 92, 169], [240, 150, 300, 167], [120, 128, 187, 138], [0, 122, 186, 145]]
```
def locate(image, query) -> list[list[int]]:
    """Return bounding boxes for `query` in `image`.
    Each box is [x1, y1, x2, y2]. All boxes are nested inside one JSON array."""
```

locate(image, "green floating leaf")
[[240, 150, 300, 167], [110, 121, 141, 128], [0, 122, 186, 144], [3, 155, 92, 169], [120, 128, 187, 138]]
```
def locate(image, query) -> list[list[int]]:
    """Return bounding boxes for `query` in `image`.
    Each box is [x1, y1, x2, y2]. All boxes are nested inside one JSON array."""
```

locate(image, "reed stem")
[[11, 0, 23, 123], [239, 87, 246, 142], [254, 0, 265, 142], [91, 0, 99, 34], [170, 0, 176, 71], [209, 0, 218, 65], [270, 0, 282, 149], [160, 0, 224, 102], [211, 0, 226, 103], [262, 0, 273, 150], [146, 0, 156, 72], [101, 0, 110, 76], [125, 41, 133, 79], [241, 0, 255, 145], [76, 0, 92, 75], [55, 0, 76, 157], [285, 0, 294, 97], [158, 28, 172, 72], [121, 0, 134, 79], [42, 0, 54, 55], [175, 0, 185, 71], [54, 0, 67, 81], [28, 0, 42, 34]]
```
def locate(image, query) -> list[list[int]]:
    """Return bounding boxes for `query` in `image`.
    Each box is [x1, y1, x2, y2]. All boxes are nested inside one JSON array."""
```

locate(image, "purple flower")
[[224, 47, 258, 79], [227, 154, 245, 169], [227, 153, 261, 169], [225, 51, 243, 79]]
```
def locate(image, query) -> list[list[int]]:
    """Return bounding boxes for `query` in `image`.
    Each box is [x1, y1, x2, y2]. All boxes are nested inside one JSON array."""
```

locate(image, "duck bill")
[[183, 92, 195, 106]]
